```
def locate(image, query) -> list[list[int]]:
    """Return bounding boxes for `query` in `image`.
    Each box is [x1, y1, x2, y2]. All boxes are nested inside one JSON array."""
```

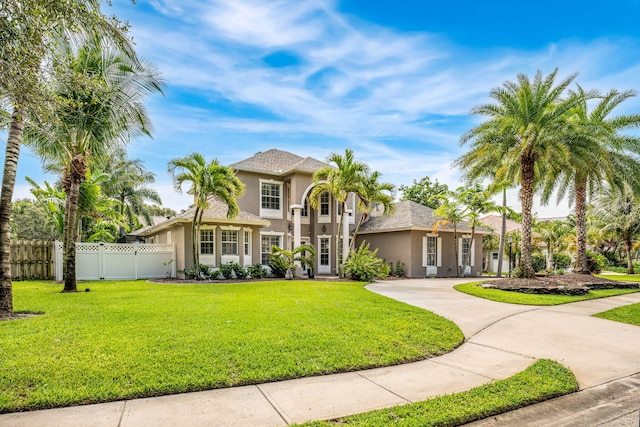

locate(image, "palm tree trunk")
[[337, 202, 345, 278], [626, 238, 635, 274], [519, 157, 535, 279], [463, 226, 476, 276], [496, 189, 507, 278], [453, 227, 461, 277], [0, 108, 25, 316], [63, 175, 81, 292], [191, 207, 200, 277], [348, 211, 367, 253], [574, 178, 589, 274]]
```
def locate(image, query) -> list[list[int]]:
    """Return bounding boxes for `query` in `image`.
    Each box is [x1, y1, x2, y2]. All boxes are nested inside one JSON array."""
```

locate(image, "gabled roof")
[[358, 200, 491, 234], [132, 197, 270, 237], [479, 214, 521, 233], [230, 148, 328, 176]]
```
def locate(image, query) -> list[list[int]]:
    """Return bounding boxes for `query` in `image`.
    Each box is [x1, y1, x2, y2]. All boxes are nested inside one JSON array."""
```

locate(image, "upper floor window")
[[320, 192, 330, 216], [301, 198, 308, 217], [259, 179, 284, 219]]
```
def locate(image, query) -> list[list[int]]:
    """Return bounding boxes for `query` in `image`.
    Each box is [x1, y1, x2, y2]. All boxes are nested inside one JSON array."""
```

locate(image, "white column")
[[291, 204, 302, 249], [342, 209, 351, 261]]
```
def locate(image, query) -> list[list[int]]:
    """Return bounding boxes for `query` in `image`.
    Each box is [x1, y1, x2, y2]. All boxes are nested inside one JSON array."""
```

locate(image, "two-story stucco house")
[[133, 149, 358, 276], [133, 148, 488, 278]]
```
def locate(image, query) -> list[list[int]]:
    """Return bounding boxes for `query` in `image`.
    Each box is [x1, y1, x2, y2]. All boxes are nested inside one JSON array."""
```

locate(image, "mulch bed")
[[480, 273, 639, 296]]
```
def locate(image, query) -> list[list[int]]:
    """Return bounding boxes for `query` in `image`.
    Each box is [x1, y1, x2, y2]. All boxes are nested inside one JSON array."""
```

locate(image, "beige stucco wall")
[[356, 231, 485, 278]]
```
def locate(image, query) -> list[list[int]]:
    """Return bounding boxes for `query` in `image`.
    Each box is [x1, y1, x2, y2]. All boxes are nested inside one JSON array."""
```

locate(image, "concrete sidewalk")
[[1, 278, 639, 426]]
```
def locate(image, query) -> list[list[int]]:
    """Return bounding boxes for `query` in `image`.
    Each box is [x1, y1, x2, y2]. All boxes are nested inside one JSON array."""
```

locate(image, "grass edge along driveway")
[[1, 280, 463, 413], [299, 359, 578, 426]]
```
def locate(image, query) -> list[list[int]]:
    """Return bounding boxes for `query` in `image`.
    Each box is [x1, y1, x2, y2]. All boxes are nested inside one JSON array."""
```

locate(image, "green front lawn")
[[455, 281, 640, 306], [0, 280, 463, 413], [300, 359, 577, 426], [594, 303, 640, 326], [599, 274, 640, 283]]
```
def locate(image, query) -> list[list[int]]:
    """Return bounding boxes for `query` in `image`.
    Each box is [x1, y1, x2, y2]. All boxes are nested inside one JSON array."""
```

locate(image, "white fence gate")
[[55, 242, 176, 281]]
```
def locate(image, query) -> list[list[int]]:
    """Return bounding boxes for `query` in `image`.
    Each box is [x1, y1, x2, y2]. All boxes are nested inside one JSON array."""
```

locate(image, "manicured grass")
[[299, 359, 577, 426], [0, 280, 463, 413], [594, 303, 640, 326], [455, 281, 640, 306], [597, 274, 640, 283]]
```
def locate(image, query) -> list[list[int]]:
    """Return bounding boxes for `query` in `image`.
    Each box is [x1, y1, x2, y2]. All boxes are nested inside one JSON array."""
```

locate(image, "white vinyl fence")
[[55, 242, 176, 281]]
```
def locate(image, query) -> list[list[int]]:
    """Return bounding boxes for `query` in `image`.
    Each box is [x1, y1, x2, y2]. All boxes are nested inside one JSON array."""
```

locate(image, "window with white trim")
[[461, 237, 470, 264], [200, 229, 215, 255], [261, 234, 281, 265], [320, 192, 330, 216], [244, 230, 251, 256], [221, 230, 238, 255], [260, 180, 283, 218], [426, 236, 437, 266], [320, 238, 330, 266], [301, 198, 308, 217]]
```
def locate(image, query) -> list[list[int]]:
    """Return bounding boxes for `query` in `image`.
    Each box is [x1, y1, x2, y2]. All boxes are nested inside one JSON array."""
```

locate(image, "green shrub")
[[180, 264, 211, 279], [553, 253, 571, 269], [268, 255, 288, 278], [219, 262, 234, 280], [584, 250, 605, 274], [394, 260, 405, 277], [532, 255, 546, 272], [208, 269, 220, 280], [230, 262, 247, 279], [343, 242, 389, 282], [247, 264, 266, 279]]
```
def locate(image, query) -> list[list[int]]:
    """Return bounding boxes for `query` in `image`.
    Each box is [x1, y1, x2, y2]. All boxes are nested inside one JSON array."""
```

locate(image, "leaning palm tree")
[[168, 153, 245, 278], [458, 183, 498, 275], [25, 36, 163, 292], [349, 170, 395, 252], [542, 87, 640, 274], [309, 149, 368, 277], [457, 69, 581, 278]]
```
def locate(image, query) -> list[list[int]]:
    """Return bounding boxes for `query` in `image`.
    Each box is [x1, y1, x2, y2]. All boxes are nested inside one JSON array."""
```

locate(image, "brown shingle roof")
[[131, 197, 270, 236], [230, 148, 328, 176], [359, 200, 491, 234]]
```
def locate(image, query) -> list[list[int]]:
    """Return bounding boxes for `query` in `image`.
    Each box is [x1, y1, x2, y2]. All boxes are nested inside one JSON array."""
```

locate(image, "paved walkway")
[[1, 278, 639, 426]]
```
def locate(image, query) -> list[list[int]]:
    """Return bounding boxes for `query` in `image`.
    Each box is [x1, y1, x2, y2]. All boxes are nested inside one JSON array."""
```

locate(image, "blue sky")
[[9, 0, 640, 216]]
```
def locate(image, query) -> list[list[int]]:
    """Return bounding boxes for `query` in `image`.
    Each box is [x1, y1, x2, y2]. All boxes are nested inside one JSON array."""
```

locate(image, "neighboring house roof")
[[132, 197, 270, 237], [479, 214, 521, 234], [358, 200, 491, 235], [230, 148, 329, 176]]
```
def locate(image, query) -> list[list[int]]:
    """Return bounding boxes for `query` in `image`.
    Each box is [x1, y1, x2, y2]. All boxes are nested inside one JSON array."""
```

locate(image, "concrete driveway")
[[1, 278, 639, 426]]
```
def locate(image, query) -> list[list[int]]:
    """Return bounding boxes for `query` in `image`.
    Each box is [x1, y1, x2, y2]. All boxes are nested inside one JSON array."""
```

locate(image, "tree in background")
[[399, 176, 449, 209], [533, 219, 573, 271], [10, 199, 59, 241], [432, 188, 468, 277], [350, 170, 395, 252]]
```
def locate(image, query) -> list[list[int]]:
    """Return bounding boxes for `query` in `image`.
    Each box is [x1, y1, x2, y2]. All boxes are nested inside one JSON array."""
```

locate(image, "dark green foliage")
[[584, 251, 605, 274], [219, 262, 234, 280], [394, 260, 405, 277], [247, 264, 266, 279], [207, 269, 220, 280], [180, 264, 211, 280], [10, 199, 59, 241], [532, 255, 546, 272], [399, 176, 449, 209], [553, 253, 571, 269], [268, 256, 288, 278], [343, 242, 389, 282], [232, 262, 247, 279]]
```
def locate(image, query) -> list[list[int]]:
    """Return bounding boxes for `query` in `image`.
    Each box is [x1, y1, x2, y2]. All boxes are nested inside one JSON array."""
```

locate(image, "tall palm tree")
[[309, 149, 368, 277], [349, 170, 395, 252], [168, 153, 245, 278], [457, 69, 581, 278], [0, 1, 131, 316], [26, 36, 163, 292], [542, 87, 640, 274], [592, 185, 640, 274]]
